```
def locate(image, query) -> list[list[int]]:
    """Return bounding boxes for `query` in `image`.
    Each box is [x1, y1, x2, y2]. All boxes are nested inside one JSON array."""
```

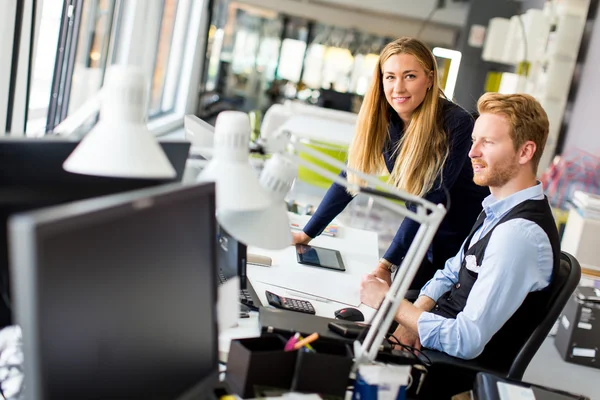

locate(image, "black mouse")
[[334, 307, 364, 322]]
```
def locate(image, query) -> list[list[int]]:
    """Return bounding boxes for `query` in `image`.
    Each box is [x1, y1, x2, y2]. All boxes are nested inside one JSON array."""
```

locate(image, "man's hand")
[[360, 274, 389, 308], [391, 323, 421, 350], [372, 265, 392, 285], [291, 231, 311, 245]]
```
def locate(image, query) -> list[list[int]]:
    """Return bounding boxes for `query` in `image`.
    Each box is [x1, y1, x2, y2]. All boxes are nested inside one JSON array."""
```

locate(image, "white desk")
[[219, 219, 379, 361]]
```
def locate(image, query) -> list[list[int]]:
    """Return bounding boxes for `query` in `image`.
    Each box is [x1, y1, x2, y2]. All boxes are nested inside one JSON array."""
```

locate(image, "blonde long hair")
[[347, 37, 448, 197]]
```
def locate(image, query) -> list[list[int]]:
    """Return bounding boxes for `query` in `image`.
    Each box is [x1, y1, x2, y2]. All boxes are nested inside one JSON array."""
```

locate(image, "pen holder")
[[290, 337, 353, 398], [225, 334, 297, 398]]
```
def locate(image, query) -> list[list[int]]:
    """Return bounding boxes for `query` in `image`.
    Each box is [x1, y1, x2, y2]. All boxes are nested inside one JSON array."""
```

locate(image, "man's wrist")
[[378, 258, 398, 273]]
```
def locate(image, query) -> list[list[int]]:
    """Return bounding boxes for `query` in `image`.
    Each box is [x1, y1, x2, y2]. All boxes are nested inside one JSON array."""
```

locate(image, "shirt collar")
[[481, 182, 544, 219]]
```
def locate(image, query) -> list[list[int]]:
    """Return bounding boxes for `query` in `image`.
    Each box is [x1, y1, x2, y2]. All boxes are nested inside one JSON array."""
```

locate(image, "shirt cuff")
[[419, 281, 446, 303], [417, 311, 447, 350]]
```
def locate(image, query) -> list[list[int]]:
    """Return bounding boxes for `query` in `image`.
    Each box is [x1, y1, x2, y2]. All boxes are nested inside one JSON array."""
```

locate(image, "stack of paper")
[[572, 191, 600, 220]]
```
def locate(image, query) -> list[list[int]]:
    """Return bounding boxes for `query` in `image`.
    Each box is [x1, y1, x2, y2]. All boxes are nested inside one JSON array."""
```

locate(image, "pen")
[[284, 333, 300, 351], [293, 332, 319, 350], [296, 335, 315, 352]]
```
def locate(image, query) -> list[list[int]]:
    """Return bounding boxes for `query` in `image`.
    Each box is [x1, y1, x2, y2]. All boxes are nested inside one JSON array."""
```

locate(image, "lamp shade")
[[217, 203, 291, 250], [197, 111, 272, 212], [217, 153, 297, 249], [199, 159, 273, 212], [63, 65, 176, 179]]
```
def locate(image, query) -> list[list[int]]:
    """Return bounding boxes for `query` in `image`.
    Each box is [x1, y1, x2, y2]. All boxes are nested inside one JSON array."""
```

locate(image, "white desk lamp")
[[62, 65, 176, 179], [196, 111, 278, 215], [189, 111, 446, 367]]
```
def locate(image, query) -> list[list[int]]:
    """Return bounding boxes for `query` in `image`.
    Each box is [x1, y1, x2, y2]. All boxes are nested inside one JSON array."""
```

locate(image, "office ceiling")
[[308, 0, 471, 28], [237, 0, 465, 46]]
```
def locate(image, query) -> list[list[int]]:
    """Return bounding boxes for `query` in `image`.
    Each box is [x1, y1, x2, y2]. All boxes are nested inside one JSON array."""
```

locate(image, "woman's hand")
[[360, 274, 390, 309], [291, 231, 312, 245]]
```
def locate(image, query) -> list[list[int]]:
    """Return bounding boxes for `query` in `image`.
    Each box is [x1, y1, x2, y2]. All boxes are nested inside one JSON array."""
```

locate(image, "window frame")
[[115, 0, 211, 136], [2, 0, 42, 135]]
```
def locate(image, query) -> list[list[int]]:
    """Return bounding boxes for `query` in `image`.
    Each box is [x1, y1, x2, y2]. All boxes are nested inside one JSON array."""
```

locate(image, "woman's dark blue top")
[[303, 99, 490, 281]]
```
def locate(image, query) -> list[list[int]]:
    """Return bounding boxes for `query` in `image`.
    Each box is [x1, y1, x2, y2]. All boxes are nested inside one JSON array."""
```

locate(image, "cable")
[[386, 335, 419, 363], [387, 334, 433, 367], [416, 7, 438, 39], [416, 1, 445, 39]]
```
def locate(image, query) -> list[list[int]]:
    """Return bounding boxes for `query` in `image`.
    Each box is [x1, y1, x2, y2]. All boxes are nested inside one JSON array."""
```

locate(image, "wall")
[[562, 3, 600, 154], [315, 0, 469, 27], [453, 0, 519, 111]]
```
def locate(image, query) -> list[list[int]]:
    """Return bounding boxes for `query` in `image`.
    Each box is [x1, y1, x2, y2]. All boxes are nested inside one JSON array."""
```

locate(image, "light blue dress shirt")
[[416, 183, 554, 359]]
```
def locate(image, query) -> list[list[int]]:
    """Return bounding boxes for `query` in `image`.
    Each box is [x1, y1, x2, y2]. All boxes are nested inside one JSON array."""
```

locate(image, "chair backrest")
[[508, 251, 581, 379]]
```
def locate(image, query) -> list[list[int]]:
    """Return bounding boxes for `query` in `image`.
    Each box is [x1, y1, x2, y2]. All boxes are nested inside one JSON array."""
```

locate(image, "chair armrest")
[[421, 348, 503, 376]]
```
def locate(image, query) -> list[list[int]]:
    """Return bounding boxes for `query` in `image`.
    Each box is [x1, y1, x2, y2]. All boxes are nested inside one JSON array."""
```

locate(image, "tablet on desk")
[[295, 244, 346, 271]]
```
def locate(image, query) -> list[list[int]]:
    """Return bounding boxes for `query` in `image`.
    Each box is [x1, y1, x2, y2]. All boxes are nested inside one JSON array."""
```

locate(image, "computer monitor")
[[0, 137, 190, 327], [216, 225, 247, 289], [317, 89, 354, 112], [8, 182, 219, 400]]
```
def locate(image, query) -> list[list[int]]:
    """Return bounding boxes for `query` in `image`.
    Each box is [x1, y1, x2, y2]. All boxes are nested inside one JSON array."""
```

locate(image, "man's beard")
[[472, 157, 519, 187]]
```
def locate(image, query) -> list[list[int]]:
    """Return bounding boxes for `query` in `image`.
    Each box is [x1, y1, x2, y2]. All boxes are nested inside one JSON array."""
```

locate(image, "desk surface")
[[219, 217, 379, 361]]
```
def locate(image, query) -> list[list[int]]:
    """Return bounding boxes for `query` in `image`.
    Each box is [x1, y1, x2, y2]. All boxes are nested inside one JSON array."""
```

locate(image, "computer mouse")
[[334, 307, 364, 322]]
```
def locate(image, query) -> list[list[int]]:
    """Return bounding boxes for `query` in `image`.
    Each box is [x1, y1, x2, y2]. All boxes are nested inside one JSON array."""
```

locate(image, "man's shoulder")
[[488, 218, 551, 250]]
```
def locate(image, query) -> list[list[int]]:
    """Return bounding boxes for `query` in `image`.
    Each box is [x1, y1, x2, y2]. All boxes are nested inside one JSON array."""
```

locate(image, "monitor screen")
[[0, 137, 190, 327], [216, 225, 247, 289], [9, 182, 218, 400], [317, 89, 354, 112]]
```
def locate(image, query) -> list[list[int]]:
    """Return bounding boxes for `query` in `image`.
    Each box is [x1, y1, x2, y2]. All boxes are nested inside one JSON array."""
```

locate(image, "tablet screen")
[[295, 244, 345, 271]]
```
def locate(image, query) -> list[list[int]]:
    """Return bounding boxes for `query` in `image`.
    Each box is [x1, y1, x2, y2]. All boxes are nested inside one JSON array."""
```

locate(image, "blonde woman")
[[293, 37, 489, 290]]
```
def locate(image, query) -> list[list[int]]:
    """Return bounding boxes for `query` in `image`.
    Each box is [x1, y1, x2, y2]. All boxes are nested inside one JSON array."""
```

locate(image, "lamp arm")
[[267, 133, 446, 366], [292, 152, 443, 365], [290, 154, 434, 225], [355, 218, 439, 365], [289, 136, 441, 215]]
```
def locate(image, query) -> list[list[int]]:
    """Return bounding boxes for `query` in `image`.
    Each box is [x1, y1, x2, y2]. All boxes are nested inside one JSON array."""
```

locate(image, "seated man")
[[360, 92, 560, 369]]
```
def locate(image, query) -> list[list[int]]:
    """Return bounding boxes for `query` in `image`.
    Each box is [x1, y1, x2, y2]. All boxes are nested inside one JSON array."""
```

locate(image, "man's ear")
[[519, 141, 537, 165]]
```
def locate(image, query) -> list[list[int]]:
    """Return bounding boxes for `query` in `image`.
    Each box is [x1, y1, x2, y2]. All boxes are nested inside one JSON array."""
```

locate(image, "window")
[[143, 0, 208, 134], [28, 0, 208, 137], [276, 19, 309, 83], [26, 0, 63, 135], [26, 0, 118, 135], [36, 0, 119, 135], [66, 0, 118, 129], [149, 0, 193, 117]]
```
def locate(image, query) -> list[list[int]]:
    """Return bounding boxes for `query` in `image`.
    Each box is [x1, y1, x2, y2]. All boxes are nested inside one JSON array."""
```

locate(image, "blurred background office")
[[4, 0, 598, 171], [2, 0, 600, 398]]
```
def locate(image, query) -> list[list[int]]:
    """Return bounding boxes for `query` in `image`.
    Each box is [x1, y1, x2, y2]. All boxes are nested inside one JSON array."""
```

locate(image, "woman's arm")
[[301, 170, 355, 240]]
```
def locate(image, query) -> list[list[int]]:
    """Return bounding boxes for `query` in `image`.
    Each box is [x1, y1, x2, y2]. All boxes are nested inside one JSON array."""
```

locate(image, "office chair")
[[508, 251, 581, 379], [418, 251, 581, 398]]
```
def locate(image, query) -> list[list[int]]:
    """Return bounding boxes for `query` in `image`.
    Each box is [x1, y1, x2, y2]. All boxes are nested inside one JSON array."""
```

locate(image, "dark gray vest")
[[430, 197, 560, 368]]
